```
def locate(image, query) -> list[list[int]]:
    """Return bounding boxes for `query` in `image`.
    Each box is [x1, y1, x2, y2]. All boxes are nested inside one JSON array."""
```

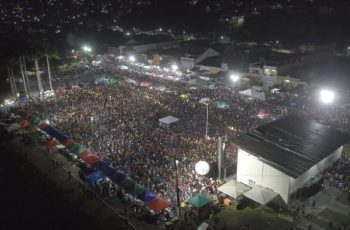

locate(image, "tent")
[[110, 171, 126, 183], [188, 194, 210, 208], [199, 97, 210, 105], [121, 177, 136, 193], [41, 125, 69, 142], [146, 197, 171, 212], [131, 184, 147, 196], [90, 161, 109, 171], [38, 122, 48, 129], [98, 164, 117, 177], [137, 191, 157, 203], [217, 180, 251, 199], [239, 89, 266, 101], [47, 139, 60, 147], [79, 151, 100, 164], [28, 115, 42, 125], [243, 187, 279, 205], [66, 143, 86, 154], [159, 116, 179, 128], [79, 168, 105, 184], [8, 123, 21, 132], [62, 139, 75, 147], [215, 100, 229, 109]]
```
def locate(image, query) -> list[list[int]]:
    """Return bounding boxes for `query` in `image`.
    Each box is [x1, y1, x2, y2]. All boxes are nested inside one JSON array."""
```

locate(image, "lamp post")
[[319, 89, 335, 105], [90, 116, 94, 136], [174, 159, 181, 221], [205, 102, 209, 139], [129, 55, 136, 72], [319, 89, 335, 123]]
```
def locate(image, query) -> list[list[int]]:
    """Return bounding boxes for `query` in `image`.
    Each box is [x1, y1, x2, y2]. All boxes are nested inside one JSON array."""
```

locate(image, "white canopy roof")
[[7, 123, 21, 132], [239, 89, 266, 101], [217, 179, 251, 199], [159, 116, 179, 125], [243, 187, 279, 205]]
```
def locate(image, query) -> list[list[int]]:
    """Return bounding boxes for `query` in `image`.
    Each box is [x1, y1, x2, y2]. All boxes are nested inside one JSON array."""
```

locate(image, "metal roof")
[[233, 115, 350, 178]]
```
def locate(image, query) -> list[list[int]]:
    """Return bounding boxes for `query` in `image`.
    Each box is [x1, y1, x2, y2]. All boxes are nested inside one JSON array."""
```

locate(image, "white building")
[[233, 115, 350, 205]]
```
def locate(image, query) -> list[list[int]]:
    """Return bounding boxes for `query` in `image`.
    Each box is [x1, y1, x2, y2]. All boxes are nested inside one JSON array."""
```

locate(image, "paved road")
[[9, 134, 168, 230]]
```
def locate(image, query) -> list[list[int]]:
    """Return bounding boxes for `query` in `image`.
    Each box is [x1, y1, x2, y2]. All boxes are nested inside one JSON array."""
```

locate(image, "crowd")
[[24, 67, 350, 210]]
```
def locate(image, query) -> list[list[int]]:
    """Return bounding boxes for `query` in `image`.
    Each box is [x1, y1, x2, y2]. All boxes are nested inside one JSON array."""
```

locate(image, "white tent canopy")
[[159, 116, 179, 128], [217, 179, 251, 199], [239, 89, 266, 101], [243, 186, 279, 205], [7, 123, 21, 132]]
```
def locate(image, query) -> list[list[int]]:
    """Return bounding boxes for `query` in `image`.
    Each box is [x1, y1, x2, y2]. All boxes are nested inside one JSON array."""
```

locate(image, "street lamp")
[[320, 89, 335, 104], [83, 45, 92, 52], [171, 64, 178, 71], [230, 74, 239, 82], [90, 116, 94, 135], [174, 159, 181, 221], [205, 102, 209, 139], [129, 55, 136, 62]]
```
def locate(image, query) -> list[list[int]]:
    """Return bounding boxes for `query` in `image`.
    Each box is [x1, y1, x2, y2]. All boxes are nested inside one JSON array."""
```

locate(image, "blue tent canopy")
[[137, 191, 157, 203], [79, 168, 105, 184], [99, 165, 117, 177], [110, 171, 126, 183], [90, 161, 109, 171], [41, 125, 69, 142]]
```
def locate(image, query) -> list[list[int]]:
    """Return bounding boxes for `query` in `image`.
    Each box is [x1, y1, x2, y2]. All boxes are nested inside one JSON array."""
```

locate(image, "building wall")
[[289, 147, 343, 195], [195, 48, 220, 64], [119, 41, 179, 54], [237, 149, 290, 204]]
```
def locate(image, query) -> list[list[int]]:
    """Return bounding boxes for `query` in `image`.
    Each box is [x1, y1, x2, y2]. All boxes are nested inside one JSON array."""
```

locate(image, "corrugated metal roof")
[[233, 115, 350, 178]]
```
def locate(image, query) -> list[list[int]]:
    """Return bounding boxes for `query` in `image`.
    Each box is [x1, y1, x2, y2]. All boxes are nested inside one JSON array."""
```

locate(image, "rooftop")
[[233, 115, 350, 178]]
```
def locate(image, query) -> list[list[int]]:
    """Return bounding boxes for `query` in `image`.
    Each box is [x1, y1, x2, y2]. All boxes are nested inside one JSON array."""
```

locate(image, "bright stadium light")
[[195, 161, 210, 175], [320, 89, 335, 104], [171, 64, 178, 71], [230, 74, 239, 82], [83, 46, 92, 52], [129, 56, 136, 62]]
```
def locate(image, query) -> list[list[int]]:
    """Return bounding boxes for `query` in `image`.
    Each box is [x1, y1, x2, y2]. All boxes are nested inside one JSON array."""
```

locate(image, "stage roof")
[[233, 115, 350, 178]]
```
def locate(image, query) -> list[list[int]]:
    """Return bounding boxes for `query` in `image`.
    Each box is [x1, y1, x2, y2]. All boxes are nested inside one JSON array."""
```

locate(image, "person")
[[124, 217, 129, 228], [311, 199, 315, 209], [327, 221, 333, 230], [301, 204, 305, 217], [68, 170, 72, 180], [307, 223, 312, 230]]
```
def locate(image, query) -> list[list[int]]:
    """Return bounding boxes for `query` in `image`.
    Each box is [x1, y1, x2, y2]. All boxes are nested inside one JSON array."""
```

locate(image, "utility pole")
[[218, 137, 222, 179], [205, 102, 209, 138]]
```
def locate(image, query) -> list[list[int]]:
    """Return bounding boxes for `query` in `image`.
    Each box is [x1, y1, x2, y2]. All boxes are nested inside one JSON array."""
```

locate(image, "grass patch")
[[318, 209, 350, 226], [337, 191, 350, 205], [343, 144, 350, 157], [215, 207, 294, 230], [305, 214, 328, 228]]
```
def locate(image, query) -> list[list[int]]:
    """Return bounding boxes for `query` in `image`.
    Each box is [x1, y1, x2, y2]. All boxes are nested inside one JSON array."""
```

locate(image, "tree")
[[27, 41, 44, 98], [43, 45, 59, 92]]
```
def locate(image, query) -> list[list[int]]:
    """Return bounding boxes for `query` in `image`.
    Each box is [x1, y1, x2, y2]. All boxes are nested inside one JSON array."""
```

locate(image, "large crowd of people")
[[23, 67, 350, 210]]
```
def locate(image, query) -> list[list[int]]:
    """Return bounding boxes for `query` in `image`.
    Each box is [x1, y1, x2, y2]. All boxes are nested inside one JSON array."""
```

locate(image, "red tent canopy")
[[24, 113, 32, 119], [62, 139, 75, 147], [47, 139, 60, 147], [79, 150, 100, 164], [146, 198, 171, 212], [38, 122, 48, 129], [19, 120, 31, 128]]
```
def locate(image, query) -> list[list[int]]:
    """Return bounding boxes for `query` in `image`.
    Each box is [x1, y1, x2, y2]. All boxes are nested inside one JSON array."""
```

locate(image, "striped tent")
[[79, 150, 100, 164], [66, 143, 86, 154]]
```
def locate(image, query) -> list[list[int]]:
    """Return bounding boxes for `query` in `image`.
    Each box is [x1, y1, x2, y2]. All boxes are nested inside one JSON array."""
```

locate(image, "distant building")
[[233, 115, 350, 206], [119, 34, 179, 54]]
